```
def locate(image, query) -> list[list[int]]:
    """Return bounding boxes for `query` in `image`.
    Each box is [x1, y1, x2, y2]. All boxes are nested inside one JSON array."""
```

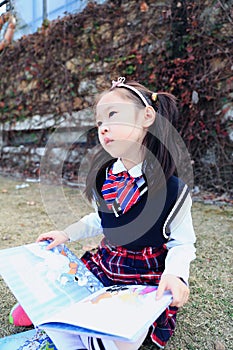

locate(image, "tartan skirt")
[[81, 239, 178, 348]]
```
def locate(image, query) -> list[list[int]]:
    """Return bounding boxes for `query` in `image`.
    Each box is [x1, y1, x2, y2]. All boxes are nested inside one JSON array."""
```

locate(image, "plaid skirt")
[[81, 239, 178, 349]]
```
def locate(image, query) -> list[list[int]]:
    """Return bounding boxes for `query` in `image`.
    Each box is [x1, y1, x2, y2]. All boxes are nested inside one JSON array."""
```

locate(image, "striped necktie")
[[101, 167, 145, 217]]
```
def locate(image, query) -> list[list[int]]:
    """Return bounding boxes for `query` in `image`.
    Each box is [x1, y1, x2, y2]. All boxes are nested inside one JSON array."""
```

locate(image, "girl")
[[13, 77, 196, 350]]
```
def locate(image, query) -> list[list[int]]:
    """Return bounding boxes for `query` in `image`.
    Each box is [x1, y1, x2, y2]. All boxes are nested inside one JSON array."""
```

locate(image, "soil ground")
[[0, 175, 232, 350]]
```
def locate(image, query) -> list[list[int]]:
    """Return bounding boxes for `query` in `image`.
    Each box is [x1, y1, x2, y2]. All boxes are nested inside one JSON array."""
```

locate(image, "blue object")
[[0, 329, 37, 350]]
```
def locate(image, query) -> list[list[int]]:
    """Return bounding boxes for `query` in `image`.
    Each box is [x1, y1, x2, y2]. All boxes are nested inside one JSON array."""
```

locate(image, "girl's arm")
[[64, 211, 103, 241], [36, 202, 103, 249], [163, 195, 196, 284], [156, 193, 196, 306]]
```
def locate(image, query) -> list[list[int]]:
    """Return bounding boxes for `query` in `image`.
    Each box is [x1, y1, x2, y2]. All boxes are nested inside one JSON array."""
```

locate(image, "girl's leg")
[[45, 329, 86, 349], [80, 330, 148, 350], [114, 330, 148, 350], [81, 336, 119, 350]]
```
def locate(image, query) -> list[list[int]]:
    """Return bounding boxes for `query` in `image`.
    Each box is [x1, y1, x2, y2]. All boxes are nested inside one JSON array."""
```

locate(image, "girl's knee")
[[114, 330, 148, 350]]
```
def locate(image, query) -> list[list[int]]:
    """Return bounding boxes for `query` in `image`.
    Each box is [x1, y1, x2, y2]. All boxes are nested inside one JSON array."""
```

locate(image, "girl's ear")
[[143, 106, 156, 128]]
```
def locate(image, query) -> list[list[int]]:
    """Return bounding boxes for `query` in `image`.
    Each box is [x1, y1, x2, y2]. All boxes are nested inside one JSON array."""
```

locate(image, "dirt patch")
[[0, 175, 232, 349]]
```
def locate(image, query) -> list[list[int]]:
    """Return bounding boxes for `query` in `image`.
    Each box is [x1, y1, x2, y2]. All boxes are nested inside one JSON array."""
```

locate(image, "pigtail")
[[155, 92, 178, 127], [143, 92, 180, 193]]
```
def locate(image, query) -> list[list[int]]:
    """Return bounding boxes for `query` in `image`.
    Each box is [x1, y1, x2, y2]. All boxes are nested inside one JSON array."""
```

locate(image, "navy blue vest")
[[93, 164, 187, 250]]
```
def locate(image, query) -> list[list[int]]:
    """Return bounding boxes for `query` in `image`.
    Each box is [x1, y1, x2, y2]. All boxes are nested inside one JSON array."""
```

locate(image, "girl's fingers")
[[36, 233, 51, 242], [170, 288, 189, 307]]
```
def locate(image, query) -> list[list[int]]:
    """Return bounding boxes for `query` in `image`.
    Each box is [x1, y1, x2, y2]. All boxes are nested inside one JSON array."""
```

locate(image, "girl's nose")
[[100, 124, 109, 134]]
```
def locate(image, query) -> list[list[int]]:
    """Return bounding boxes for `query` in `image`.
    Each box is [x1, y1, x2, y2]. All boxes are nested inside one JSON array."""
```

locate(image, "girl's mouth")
[[104, 137, 113, 145]]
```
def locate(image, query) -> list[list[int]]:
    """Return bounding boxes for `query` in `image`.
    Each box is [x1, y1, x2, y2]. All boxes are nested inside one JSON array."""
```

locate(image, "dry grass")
[[0, 175, 232, 349]]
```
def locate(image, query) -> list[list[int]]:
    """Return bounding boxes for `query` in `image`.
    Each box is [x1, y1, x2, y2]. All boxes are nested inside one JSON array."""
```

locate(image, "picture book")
[[0, 242, 172, 344]]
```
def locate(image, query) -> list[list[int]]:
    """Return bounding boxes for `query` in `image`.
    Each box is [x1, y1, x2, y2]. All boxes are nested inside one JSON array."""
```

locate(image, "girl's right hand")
[[36, 230, 69, 250]]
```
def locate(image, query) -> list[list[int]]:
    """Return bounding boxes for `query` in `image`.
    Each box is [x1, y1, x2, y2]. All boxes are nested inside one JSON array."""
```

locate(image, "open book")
[[0, 242, 172, 343]]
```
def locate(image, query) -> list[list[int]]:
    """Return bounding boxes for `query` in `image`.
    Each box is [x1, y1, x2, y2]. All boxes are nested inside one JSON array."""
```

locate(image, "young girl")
[[13, 77, 196, 350]]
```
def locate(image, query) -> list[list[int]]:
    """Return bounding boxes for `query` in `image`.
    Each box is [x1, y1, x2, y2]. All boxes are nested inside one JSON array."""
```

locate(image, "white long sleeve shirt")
[[64, 159, 196, 284], [64, 194, 196, 284]]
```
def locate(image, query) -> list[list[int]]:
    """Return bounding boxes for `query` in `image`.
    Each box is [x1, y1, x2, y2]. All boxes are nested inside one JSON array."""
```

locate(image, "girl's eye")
[[109, 111, 117, 118], [96, 121, 102, 127]]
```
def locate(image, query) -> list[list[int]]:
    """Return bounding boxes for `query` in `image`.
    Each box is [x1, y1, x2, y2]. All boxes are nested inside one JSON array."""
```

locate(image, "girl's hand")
[[36, 230, 69, 250], [156, 274, 190, 307]]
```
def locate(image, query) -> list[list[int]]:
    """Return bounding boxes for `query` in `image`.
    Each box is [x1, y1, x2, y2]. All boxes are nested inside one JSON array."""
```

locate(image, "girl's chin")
[[103, 148, 122, 159], [102, 142, 140, 160]]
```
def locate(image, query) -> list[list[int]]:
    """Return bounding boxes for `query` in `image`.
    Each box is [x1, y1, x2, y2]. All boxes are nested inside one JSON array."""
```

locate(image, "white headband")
[[110, 77, 150, 107]]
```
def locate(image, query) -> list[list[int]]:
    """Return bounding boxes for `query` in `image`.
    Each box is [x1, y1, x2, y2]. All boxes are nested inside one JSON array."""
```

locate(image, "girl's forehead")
[[96, 91, 133, 109]]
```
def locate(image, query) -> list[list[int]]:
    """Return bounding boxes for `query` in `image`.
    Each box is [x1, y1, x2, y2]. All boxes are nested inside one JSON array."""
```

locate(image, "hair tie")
[[151, 92, 158, 102]]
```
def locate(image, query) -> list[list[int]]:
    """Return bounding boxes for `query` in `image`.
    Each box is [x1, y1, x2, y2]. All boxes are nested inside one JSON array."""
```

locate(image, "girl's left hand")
[[156, 274, 190, 307]]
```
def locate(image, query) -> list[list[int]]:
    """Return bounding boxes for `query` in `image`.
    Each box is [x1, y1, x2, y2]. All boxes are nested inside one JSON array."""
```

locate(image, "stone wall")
[[0, 0, 232, 192]]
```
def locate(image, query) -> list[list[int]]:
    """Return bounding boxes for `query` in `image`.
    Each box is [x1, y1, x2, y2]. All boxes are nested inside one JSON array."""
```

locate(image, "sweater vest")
[[93, 165, 189, 250]]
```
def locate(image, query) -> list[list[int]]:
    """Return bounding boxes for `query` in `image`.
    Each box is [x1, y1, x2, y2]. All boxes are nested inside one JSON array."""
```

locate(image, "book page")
[[0, 242, 103, 326], [41, 285, 172, 342]]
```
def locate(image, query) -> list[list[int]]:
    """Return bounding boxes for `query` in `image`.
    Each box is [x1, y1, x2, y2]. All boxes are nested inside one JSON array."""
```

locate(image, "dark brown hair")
[[85, 80, 179, 201]]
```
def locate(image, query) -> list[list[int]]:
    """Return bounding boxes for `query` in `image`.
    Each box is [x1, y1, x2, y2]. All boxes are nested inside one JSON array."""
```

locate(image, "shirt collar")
[[112, 158, 143, 178]]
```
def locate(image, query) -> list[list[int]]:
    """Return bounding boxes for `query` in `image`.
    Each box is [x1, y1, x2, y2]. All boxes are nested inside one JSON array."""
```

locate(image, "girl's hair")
[[85, 80, 179, 201]]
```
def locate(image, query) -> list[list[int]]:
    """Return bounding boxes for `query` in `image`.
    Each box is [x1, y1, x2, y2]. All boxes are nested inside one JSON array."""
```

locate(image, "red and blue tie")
[[101, 168, 144, 216]]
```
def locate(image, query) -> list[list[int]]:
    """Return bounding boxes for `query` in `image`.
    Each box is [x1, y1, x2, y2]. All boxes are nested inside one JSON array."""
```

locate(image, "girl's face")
[[96, 91, 147, 169]]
